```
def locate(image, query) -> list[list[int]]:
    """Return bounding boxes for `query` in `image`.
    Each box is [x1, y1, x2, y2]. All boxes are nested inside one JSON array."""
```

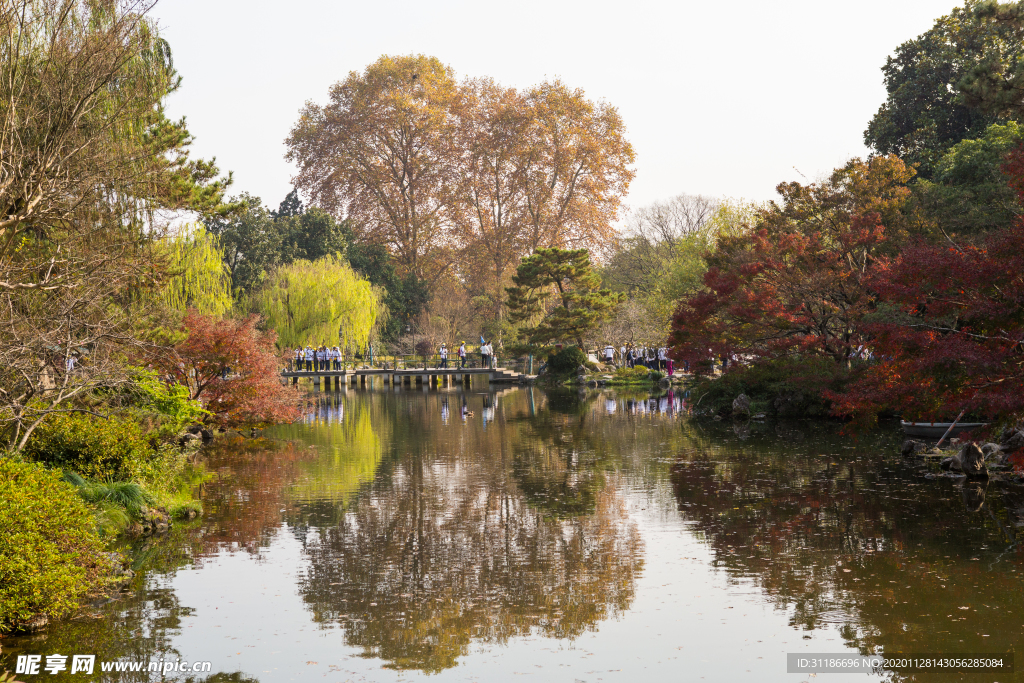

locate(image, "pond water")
[[4, 383, 1024, 682]]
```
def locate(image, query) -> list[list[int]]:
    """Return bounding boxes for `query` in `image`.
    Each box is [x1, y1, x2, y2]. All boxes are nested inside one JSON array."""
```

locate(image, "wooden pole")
[[937, 408, 967, 448]]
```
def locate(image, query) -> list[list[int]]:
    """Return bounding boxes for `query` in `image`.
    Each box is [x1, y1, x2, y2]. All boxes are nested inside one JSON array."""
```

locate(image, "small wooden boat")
[[901, 421, 988, 438]]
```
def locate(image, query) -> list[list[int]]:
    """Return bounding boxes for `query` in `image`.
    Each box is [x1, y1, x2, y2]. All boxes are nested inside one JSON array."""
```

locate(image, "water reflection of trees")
[[296, 388, 643, 673], [668, 421, 1024, 675]]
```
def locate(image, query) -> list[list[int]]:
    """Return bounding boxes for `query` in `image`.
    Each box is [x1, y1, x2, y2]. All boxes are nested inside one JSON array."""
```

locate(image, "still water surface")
[[4, 384, 1024, 682]]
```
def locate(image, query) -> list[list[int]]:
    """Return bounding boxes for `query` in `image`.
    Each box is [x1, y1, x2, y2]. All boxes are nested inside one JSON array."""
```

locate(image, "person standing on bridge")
[[439, 343, 448, 368], [331, 346, 341, 371], [304, 345, 313, 372], [480, 339, 490, 370], [294, 347, 302, 372], [458, 341, 467, 369]]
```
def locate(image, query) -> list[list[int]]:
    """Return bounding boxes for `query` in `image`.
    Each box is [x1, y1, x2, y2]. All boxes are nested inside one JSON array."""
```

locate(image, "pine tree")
[[506, 248, 623, 349]]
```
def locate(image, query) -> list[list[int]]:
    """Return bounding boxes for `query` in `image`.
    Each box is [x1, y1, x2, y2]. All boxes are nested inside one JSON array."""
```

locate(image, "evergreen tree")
[[272, 189, 304, 218], [864, 2, 1010, 178], [506, 248, 623, 350]]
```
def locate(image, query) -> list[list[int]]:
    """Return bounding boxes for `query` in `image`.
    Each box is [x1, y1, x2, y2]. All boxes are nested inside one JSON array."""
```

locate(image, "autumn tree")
[[286, 55, 464, 284], [519, 80, 635, 255], [830, 144, 1024, 426], [668, 156, 918, 374], [155, 311, 301, 426], [506, 248, 623, 349], [455, 79, 534, 322], [286, 56, 635, 304], [455, 78, 635, 323]]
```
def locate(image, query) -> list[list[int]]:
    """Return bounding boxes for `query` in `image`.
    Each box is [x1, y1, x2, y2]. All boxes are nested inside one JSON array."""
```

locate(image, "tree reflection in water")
[[23, 388, 1023, 682], [667, 419, 1024, 677], [295, 388, 644, 673]]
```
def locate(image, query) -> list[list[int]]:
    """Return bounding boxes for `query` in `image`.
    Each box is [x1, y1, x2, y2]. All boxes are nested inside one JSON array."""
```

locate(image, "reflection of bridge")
[[281, 367, 534, 389]]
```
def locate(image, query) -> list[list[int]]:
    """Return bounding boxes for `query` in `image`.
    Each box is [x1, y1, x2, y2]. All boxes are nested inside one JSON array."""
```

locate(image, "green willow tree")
[[161, 226, 233, 316], [506, 248, 623, 349], [252, 255, 382, 352]]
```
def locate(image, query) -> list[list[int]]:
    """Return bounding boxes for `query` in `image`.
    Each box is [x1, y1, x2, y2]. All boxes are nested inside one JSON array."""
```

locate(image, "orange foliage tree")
[[456, 78, 635, 320], [829, 145, 1024, 426], [156, 311, 302, 426], [285, 55, 635, 307]]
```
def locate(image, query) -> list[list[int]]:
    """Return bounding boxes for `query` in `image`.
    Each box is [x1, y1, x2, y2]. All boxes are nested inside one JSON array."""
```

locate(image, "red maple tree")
[[156, 310, 302, 426], [830, 149, 1024, 426], [668, 156, 916, 376]]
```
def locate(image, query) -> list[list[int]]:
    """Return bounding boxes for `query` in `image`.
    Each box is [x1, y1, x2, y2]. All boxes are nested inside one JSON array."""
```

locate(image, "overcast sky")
[[153, 0, 960, 214]]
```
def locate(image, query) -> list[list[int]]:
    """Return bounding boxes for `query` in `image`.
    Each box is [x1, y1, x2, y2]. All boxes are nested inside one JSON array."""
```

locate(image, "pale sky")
[[154, 0, 961, 214]]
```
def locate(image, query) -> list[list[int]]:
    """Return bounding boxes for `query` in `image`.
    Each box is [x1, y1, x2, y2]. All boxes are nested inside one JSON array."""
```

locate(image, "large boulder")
[[958, 442, 989, 478], [732, 393, 751, 418], [902, 439, 928, 457], [1003, 429, 1024, 451], [940, 455, 961, 472], [981, 442, 1003, 457]]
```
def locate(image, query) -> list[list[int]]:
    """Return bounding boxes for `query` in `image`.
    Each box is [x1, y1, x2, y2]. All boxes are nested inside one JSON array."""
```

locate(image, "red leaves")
[[155, 310, 302, 426], [830, 144, 1024, 423], [667, 163, 902, 373]]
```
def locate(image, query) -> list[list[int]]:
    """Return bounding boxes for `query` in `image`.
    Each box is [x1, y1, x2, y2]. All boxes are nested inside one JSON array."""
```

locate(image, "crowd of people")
[[437, 341, 496, 369], [292, 344, 346, 371], [601, 342, 676, 374]]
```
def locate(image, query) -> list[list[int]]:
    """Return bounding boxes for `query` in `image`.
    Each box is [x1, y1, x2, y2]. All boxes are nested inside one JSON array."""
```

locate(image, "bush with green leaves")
[[62, 471, 155, 537], [0, 459, 114, 633], [691, 357, 852, 417], [24, 413, 153, 481], [547, 347, 588, 375], [128, 367, 209, 438]]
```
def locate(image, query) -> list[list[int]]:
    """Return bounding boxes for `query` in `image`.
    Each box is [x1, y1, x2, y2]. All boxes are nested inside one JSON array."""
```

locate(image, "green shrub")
[[691, 356, 851, 417], [613, 366, 651, 381], [128, 367, 209, 440], [0, 459, 114, 633], [25, 412, 152, 481], [547, 347, 588, 375]]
